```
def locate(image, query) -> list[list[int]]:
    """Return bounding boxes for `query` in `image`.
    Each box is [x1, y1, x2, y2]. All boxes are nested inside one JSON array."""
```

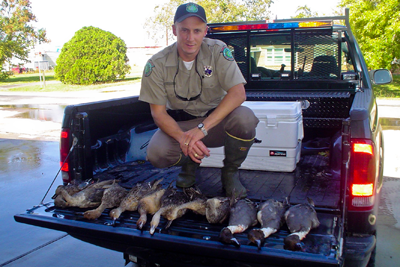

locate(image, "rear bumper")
[[344, 235, 376, 267]]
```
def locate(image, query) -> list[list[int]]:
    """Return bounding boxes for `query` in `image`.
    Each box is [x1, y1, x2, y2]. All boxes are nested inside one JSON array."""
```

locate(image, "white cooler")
[[200, 101, 304, 172]]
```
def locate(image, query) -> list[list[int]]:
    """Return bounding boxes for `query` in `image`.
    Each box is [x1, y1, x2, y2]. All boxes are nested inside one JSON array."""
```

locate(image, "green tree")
[[55, 26, 130, 85], [293, 5, 318, 18], [340, 0, 400, 71], [0, 0, 48, 80], [145, 0, 273, 46]]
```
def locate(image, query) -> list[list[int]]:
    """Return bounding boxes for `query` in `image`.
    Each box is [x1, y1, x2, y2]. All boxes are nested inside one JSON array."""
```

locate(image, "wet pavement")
[[0, 85, 400, 266]]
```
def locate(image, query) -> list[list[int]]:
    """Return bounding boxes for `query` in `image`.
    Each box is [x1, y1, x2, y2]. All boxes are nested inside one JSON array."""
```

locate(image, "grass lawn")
[[1, 71, 399, 98], [374, 74, 400, 98], [0, 70, 142, 92]]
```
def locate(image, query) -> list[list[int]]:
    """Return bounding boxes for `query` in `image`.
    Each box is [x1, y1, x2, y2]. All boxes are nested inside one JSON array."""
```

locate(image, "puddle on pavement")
[[0, 104, 65, 123]]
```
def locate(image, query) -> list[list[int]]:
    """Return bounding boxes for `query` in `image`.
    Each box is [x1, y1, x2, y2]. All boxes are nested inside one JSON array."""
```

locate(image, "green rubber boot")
[[221, 134, 254, 199], [176, 156, 200, 188]]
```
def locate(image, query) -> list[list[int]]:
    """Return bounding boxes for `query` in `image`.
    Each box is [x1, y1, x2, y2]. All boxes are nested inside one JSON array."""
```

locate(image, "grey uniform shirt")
[[139, 38, 246, 117]]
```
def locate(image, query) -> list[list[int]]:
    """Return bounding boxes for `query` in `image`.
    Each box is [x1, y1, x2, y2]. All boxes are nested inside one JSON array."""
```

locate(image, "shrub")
[[55, 26, 130, 85]]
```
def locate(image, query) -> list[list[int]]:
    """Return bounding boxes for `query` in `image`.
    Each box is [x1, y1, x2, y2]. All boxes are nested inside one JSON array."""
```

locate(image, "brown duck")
[[159, 187, 208, 229], [53, 180, 114, 209], [248, 198, 289, 249], [84, 182, 128, 220], [149, 184, 191, 235], [109, 178, 163, 222], [136, 182, 167, 230]]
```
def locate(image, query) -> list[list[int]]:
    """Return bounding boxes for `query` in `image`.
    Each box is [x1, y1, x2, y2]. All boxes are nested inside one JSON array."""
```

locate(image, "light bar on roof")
[[209, 21, 332, 32]]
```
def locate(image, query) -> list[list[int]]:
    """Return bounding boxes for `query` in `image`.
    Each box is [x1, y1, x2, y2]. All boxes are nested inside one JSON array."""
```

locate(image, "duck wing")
[[258, 199, 288, 230], [285, 203, 320, 234], [228, 199, 258, 233]]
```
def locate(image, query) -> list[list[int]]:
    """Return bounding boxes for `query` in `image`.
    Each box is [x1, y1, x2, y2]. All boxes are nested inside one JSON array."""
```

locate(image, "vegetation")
[[374, 74, 400, 98], [55, 26, 131, 85], [0, 71, 141, 92], [340, 0, 400, 72], [144, 0, 273, 45], [0, 0, 48, 81]]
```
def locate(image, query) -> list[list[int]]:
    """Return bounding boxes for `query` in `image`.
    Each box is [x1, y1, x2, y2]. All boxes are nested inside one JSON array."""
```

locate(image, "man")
[[139, 2, 259, 198]]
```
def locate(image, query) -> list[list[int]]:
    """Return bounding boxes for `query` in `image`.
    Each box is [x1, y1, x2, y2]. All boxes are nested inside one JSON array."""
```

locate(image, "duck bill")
[[230, 237, 240, 247], [256, 239, 262, 250], [149, 226, 157, 235]]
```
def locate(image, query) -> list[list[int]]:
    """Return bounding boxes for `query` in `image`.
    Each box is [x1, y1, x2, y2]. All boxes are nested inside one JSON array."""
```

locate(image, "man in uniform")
[[139, 2, 259, 198]]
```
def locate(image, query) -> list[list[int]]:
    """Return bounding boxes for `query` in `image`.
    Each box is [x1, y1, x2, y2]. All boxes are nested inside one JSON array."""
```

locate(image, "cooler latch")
[[267, 116, 278, 127]]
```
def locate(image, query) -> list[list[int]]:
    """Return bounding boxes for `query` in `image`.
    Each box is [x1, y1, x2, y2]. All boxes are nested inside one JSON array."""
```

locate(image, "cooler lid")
[[242, 101, 302, 120]]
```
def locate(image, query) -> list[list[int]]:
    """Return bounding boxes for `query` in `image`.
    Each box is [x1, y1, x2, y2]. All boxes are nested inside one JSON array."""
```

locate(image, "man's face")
[[173, 16, 208, 61]]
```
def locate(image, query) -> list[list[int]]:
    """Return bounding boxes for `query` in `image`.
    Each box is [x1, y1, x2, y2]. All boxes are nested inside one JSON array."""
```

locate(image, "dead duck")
[[53, 180, 114, 209], [248, 198, 289, 249], [160, 187, 208, 229], [149, 184, 191, 235], [284, 197, 320, 251], [109, 178, 163, 222], [83, 182, 128, 220], [219, 198, 258, 247], [205, 196, 230, 224], [162, 188, 230, 225], [53, 183, 81, 208], [136, 184, 167, 230]]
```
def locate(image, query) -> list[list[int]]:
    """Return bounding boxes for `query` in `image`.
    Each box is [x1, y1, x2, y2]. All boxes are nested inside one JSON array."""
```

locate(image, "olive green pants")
[[146, 106, 259, 168]]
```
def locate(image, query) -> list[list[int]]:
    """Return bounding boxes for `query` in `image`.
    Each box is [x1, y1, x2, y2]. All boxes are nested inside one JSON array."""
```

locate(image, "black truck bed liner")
[[96, 152, 340, 209]]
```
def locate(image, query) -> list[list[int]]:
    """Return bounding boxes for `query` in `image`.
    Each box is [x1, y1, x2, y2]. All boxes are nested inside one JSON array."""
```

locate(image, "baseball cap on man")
[[174, 2, 207, 23]]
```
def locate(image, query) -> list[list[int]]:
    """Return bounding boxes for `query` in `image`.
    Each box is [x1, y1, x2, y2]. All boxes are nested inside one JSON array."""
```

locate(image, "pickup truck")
[[15, 9, 392, 267]]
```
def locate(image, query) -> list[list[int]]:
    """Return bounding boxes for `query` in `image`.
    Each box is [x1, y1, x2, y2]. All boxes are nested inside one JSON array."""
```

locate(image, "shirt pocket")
[[200, 75, 226, 105]]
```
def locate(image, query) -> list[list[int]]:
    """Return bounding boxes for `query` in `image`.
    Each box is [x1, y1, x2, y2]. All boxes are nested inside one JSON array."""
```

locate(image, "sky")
[[30, 0, 341, 51]]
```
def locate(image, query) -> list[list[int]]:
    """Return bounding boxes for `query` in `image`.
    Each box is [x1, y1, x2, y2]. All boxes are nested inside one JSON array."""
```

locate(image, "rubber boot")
[[175, 155, 200, 188], [221, 134, 254, 199]]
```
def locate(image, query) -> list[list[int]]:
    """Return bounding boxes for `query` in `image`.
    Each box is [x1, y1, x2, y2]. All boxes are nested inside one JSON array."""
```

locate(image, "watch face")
[[198, 123, 204, 128]]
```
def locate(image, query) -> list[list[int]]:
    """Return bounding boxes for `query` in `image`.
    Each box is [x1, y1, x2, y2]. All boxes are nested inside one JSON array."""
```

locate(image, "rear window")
[[211, 29, 356, 84]]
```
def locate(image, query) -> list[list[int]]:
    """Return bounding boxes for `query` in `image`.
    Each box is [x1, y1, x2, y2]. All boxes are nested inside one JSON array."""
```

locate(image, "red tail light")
[[60, 128, 71, 183], [349, 139, 376, 210]]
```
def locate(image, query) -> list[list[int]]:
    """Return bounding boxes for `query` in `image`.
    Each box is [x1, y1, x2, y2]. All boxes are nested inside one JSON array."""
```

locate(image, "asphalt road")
[[1, 85, 400, 266]]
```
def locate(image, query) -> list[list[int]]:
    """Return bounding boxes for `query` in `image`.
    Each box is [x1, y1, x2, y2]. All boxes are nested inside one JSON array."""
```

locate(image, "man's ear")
[[172, 24, 177, 36], [204, 26, 208, 37]]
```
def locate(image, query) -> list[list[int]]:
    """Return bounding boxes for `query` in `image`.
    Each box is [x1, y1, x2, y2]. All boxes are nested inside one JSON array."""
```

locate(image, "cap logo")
[[186, 3, 198, 13]]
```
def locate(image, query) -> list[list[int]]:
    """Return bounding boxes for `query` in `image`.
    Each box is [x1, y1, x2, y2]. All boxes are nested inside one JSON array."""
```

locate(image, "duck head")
[[248, 229, 264, 249], [219, 227, 240, 247], [284, 234, 304, 251]]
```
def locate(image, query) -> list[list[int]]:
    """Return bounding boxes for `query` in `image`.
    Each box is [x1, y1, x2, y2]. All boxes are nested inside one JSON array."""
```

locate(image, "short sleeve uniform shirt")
[[139, 38, 246, 117]]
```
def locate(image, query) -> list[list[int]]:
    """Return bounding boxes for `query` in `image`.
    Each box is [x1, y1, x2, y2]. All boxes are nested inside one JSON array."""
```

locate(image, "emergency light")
[[209, 21, 332, 32]]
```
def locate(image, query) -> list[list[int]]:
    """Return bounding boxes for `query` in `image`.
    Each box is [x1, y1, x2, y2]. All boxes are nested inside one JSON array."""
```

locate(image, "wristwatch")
[[197, 123, 208, 136]]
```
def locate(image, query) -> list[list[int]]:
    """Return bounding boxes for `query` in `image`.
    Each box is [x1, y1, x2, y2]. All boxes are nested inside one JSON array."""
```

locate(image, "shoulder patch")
[[144, 60, 155, 77], [221, 47, 234, 61]]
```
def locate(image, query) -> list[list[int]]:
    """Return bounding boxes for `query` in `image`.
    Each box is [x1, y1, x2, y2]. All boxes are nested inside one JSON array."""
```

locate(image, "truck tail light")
[[60, 128, 71, 183], [349, 140, 376, 210]]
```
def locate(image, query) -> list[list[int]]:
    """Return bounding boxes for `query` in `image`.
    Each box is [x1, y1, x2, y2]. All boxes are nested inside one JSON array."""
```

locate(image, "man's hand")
[[180, 127, 210, 163]]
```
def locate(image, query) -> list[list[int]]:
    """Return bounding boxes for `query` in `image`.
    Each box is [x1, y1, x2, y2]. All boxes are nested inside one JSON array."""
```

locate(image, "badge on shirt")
[[221, 47, 234, 61], [204, 66, 213, 77], [144, 60, 155, 77]]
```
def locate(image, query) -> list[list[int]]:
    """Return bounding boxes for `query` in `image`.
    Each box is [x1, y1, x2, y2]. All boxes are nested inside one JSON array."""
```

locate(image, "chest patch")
[[204, 65, 213, 77]]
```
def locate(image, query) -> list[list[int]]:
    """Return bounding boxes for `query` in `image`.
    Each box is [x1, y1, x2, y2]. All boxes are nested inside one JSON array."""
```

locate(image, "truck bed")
[[15, 152, 343, 266]]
